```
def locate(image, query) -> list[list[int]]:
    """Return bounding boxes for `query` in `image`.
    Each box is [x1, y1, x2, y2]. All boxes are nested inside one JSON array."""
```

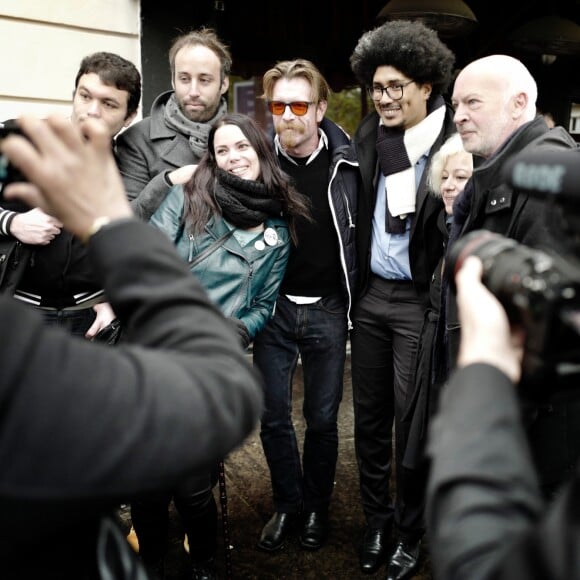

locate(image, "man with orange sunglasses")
[[254, 59, 359, 553]]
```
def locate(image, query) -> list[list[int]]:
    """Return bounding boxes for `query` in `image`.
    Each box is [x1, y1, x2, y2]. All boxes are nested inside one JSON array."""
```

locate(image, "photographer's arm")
[[426, 257, 544, 579], [0, 116, 262, 530]]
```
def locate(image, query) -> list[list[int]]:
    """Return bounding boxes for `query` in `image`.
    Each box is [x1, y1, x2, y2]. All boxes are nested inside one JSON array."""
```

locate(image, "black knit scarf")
[[376, 95, 446, 234], [213, 169, 283, 229]]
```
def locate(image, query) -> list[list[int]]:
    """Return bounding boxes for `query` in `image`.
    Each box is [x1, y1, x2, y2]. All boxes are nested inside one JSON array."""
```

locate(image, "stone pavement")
[[120, 351, 433, 579]]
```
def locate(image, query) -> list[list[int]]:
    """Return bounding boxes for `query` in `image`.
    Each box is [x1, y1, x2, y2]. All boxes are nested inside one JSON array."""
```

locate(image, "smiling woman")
[[134, 112, 311, 578], [427, 132, 473, 215], [149, 112, 311, 341]]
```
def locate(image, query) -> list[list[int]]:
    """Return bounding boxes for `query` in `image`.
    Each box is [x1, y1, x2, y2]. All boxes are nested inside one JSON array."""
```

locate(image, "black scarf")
[[376, 95, 446, 234], [376, 125, 408, 234], [213, 169, 283, 229]]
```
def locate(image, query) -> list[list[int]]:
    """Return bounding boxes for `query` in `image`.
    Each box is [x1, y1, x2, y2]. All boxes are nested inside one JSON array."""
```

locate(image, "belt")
[[37, 300, 100, 312], [370, 273, 413, 284]]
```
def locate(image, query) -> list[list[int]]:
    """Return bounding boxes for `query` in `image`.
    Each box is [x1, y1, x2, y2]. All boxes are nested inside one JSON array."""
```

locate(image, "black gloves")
[[228, 317, 251, 349]]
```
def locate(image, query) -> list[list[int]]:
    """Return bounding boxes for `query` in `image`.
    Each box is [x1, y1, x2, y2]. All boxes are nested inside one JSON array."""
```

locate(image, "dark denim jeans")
[[253, 293, 348, 514], [42, 307, 96, 338]]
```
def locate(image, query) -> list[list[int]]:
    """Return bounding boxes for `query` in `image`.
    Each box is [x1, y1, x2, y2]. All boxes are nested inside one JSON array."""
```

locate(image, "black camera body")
[[448, 230, 580, 384]]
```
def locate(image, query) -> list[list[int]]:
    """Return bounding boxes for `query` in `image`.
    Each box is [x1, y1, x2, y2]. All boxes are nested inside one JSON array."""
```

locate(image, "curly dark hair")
[[350, 20, 455, 96]]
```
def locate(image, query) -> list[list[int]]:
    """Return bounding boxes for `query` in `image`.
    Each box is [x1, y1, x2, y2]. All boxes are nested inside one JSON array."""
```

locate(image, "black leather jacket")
[[273, 117, 360, 328]]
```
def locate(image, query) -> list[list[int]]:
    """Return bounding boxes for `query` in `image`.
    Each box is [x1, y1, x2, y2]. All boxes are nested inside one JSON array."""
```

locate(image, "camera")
[[0, 121, 27, 189], [448, 230, 580, 384]]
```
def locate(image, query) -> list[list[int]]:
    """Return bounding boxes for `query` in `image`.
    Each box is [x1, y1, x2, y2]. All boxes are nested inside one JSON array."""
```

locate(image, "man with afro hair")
[[349, 20, 456, 579]]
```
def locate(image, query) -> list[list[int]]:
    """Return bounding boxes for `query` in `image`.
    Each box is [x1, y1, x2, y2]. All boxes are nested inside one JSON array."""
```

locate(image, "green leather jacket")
[[150, 185, 290, 339]]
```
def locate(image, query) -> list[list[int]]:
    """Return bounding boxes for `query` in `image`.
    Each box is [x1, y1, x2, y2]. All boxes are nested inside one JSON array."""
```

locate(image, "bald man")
[[441, 54, 580, 499], [453, 54, 539, 160]]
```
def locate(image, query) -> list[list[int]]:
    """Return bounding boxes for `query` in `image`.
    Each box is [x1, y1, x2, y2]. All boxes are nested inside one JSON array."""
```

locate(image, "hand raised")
[[1, 115, 133, 240]]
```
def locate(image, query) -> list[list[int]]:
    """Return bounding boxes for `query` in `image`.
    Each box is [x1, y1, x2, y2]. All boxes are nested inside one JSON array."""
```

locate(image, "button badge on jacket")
[[264, 228, 278, 247]]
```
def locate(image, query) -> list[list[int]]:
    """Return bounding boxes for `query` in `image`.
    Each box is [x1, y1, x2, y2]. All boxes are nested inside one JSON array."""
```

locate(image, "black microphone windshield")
[[505, 147, 580, 202]]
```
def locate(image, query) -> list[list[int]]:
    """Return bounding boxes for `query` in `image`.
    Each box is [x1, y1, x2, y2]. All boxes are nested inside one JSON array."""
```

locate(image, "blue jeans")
[[253, 293, 348, 513]]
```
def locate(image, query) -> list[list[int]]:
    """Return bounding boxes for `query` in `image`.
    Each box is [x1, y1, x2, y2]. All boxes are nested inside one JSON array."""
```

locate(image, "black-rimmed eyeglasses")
[[267, 101, 314, 116], [367, 80, 414, 101]]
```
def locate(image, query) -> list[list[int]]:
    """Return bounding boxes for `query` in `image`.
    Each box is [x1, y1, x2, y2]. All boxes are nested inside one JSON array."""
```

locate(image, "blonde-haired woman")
[[403, 133, 473, 469], [427, 132, 473, 217]]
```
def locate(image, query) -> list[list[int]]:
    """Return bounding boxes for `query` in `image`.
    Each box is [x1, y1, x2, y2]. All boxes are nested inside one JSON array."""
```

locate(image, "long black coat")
[[403, 210, 449, 469], [446, 117, 578, 361]]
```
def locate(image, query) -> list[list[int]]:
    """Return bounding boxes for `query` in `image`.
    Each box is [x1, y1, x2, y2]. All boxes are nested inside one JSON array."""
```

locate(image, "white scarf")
[[384, 103, 446, 220]]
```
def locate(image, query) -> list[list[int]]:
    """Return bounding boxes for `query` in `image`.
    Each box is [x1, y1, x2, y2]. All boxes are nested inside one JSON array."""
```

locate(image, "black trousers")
[[351, 275, 426, 542], [131, 467, 218, 568]]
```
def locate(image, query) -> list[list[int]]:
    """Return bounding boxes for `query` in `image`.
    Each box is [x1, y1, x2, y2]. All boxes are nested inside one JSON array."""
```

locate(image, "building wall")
[[0, 0, 141, 122]]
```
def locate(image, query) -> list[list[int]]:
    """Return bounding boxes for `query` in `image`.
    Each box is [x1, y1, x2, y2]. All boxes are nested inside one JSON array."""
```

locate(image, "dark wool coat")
[[442, 117, 580, 490], [0, 220, 262, 578], [352, 104, 456, 301]]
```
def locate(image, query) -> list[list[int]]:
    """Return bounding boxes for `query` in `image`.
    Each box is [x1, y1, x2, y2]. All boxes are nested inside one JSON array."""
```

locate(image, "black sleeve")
[[0, 219, 262, 503], [115, 126, 155, 201], [426, 363, 553, 580]]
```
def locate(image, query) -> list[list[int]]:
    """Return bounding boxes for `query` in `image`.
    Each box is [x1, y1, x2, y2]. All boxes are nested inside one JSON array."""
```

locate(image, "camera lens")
[[447, 230, 518, 284], [447, 230, 545, 323]]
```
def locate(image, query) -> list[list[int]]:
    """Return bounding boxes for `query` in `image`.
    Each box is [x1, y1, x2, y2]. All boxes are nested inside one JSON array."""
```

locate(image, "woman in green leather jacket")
[[150, 113, 310, 346], [134, 113, 310, 579]]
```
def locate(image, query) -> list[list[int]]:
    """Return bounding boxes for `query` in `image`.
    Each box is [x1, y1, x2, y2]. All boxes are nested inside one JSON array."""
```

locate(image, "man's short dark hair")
[[74, 52, 141, 118], [350, 20, 455, 96]]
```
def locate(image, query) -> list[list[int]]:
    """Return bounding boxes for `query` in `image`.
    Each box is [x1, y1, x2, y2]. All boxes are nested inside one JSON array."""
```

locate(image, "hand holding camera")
[[454, 255, 524, 384], [0, 115, 133, 241]]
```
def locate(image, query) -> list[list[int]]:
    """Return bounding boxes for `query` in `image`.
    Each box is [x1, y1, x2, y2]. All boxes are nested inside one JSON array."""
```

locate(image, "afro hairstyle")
[[350, 20, 455, 96]]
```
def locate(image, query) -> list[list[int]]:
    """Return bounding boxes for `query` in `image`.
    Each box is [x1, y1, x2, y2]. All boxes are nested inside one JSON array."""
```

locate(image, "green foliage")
[[327, 86, 370, 137], [229, 76, 372, 138]]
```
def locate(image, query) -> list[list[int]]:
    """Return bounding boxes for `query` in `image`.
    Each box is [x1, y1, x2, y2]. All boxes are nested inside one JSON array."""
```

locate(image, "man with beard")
[[116, 27, 231, 220], [349, 21, 456, 579], [254, 59, 359, 553]]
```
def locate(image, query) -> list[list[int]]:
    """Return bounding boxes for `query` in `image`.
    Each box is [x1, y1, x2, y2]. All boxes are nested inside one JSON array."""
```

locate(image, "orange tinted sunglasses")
[[267, 101, 313, 116]]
